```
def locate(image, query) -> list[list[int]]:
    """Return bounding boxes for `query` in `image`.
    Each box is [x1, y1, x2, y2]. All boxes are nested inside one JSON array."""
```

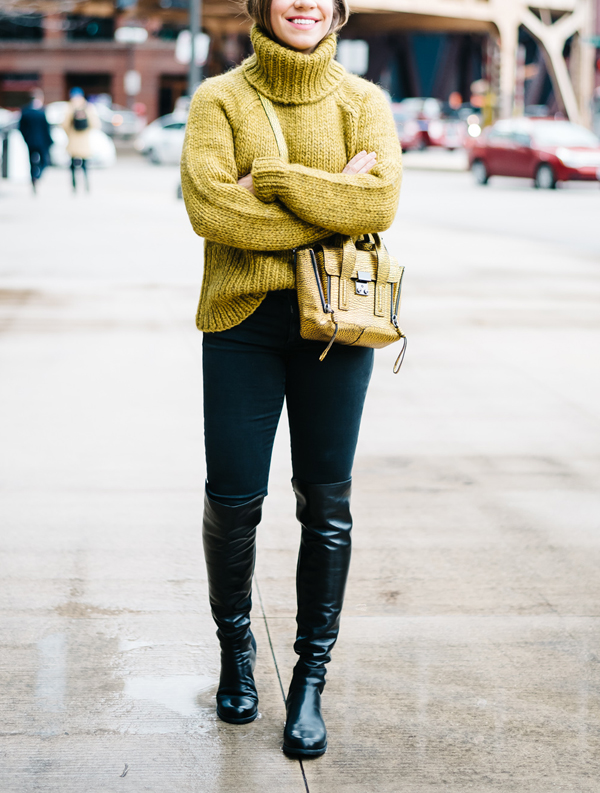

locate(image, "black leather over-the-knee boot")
[[202, 491, 263, 724], [283, 479, 352, 757]]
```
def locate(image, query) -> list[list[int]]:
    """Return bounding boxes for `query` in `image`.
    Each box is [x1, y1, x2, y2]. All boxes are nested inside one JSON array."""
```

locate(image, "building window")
[[157, 24, 187, 41], [0, 14, 43, 40], [66, 15, 115, 40]]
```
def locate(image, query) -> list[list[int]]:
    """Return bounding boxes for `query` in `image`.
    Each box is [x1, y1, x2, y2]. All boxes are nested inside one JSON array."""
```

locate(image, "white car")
[[135, 113, 187, 165], [45, 101, 70, 126], [0, 107, 18, 130]]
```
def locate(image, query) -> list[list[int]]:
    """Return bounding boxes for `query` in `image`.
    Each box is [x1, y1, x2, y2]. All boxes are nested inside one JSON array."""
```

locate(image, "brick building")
[[0, 0, 249, 120], [0, 0, 598, 123]]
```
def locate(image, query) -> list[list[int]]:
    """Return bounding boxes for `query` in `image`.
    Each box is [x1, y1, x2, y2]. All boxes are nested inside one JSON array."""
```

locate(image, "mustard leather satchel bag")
[[257, 92, 407, 373]]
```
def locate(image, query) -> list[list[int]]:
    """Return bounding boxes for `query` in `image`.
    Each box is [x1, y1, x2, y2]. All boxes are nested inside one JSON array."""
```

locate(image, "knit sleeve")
[[251, 85, 402, 236], [181, 86, 329, 251]]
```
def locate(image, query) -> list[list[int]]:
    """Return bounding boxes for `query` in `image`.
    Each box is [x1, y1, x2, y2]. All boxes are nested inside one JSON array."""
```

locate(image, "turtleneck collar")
[[243, 25, 345, 105]]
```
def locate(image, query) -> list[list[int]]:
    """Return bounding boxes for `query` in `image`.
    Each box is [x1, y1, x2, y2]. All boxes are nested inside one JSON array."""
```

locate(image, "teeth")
[[291, 18, 316, 25]]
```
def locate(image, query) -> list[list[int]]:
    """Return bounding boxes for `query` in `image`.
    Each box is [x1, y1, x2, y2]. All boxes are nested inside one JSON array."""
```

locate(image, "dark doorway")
[[159, 74, 188, 117], [65, 73, 112, 101]]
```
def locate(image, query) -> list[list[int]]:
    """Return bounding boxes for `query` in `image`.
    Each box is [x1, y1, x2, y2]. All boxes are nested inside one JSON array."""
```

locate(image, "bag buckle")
[[355, 271, 371, 297]]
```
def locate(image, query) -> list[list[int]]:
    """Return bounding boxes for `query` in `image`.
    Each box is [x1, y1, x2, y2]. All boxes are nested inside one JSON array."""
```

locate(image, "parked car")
[[593, 93, 600, 140], [428, 118, 468, 150], [393, 114, 427, 151], [392, 97, 443, 151], [0, 107, 18, 172], [135, 113, 187, 164], [134, 112, 180, 156], [397, 97, 443, 122], [94, 102, 145, 139], [0, 107, 18, 132], [392, 97, 471, 151], [468, 118, 600, 188]]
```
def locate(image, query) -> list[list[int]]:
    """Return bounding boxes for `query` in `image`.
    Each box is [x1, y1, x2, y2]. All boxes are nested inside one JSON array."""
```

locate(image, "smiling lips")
[[286, 16, 320, 27]]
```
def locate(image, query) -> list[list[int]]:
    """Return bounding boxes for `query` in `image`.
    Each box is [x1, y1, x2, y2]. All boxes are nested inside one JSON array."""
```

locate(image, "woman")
[[181, 0, 401, 757], [61, 87, 99, 192]]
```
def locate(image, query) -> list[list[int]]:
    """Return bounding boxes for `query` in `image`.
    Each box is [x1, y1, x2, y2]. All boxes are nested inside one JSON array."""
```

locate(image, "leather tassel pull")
[[319, 324, 339, 362], [393, 336, 407, 374]]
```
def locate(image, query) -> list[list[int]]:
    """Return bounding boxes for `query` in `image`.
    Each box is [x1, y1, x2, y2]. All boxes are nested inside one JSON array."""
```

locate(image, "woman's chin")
[[276, 26, 325, 53]]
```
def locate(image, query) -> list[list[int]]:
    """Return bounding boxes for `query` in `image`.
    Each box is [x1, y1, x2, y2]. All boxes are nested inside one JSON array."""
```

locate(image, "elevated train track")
[[347, 0, 596, 124]]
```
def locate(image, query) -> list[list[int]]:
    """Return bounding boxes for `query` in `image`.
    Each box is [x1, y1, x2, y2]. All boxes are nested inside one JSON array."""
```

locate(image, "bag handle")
[[338, 237, 357, 310], [338, 233, 389, 314], [256, 92, 289, 162]]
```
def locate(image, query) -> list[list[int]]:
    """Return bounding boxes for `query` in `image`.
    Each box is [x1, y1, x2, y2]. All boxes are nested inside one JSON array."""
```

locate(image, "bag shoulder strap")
[[256, 92, 289, 163]]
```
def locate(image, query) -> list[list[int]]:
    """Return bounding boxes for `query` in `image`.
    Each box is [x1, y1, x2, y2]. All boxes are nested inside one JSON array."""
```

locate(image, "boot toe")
[[283, 720, 327, 756], [217, 694, 258, 724]]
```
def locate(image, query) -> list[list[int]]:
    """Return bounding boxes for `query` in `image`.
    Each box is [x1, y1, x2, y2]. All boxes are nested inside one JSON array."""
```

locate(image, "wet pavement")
[[1, 159, 600, 792]]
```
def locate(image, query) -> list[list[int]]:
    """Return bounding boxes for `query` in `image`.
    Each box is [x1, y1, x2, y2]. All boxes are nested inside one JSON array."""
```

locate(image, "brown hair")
[[245, 0, 350, 40]]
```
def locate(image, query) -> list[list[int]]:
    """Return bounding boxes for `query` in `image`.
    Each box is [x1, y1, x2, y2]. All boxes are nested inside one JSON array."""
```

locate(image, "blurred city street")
[[1, 154, 600, 792]]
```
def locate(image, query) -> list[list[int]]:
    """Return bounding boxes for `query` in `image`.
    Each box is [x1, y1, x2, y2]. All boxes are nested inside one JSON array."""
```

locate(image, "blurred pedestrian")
[[61, 87, 99, 193], [181, 0, 401, 759], [18, 89, 53, 193]]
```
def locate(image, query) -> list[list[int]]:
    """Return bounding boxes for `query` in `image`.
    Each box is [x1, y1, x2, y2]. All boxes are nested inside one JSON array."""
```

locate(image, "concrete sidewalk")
[[1, 160, 600, 792]]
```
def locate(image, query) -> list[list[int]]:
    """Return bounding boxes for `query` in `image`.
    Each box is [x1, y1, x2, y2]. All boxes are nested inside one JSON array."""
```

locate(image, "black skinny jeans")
[[203, 290, 373, 506]]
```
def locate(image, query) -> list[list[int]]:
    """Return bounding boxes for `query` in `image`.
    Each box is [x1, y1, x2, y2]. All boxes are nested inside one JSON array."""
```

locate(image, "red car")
[[468, 118, 600, 188]]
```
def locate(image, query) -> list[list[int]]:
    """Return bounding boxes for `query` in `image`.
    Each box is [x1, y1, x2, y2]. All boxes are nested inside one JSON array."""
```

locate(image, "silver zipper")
[[309, 249, 330, 313]]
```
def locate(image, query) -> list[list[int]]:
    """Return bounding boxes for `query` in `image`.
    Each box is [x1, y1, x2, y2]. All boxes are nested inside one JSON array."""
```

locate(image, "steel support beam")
[[350, 0, 596, 125]]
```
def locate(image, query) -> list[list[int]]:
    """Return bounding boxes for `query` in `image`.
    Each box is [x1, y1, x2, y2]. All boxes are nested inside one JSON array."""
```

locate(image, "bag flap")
[[318, 244, 402, 284]]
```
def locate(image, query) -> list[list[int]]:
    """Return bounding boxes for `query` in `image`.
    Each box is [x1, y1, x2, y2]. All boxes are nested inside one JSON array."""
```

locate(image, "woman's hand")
[[342, 151, 377, 175], [238, 174, 255, 195]]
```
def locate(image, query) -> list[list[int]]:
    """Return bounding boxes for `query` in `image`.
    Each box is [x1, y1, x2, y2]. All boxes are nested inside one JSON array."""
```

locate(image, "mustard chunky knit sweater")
[[181, 26, 402, 332]]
